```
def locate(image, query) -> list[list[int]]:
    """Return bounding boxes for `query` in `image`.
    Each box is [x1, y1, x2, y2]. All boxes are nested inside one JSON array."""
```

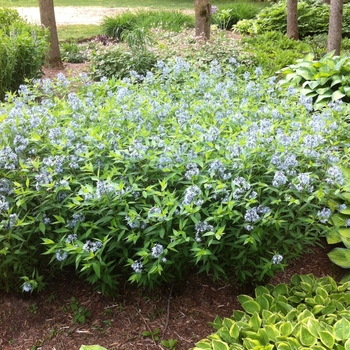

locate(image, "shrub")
[[0, 8, 48, 101], [192, 274, 350, 349], [277, 51, 350, 109], [90, 28, 157, 81], [241, 31, 312, 76], [102, 10, 194, 40], [0, 60, 348, 294], [234, 0, 350, 38], [211, 1, 266, 30], [60, 42, 89, 63]]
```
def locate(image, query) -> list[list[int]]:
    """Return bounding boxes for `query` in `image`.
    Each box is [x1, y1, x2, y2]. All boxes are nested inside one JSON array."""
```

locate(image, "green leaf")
[[250, 312, 262, 332], [319, 330, 335, 349], [193, 339, 212, 349], [328, 248, 350, 268], [211, 339, 229, 350], [334, 318, 350, 341], [279, 322, 293, 336], [332, 90, 346, 101], [79, 346, 107, 350], [241, 300, 261, 315], [229, 323, 240, 340], [299, 326, 317, 347]]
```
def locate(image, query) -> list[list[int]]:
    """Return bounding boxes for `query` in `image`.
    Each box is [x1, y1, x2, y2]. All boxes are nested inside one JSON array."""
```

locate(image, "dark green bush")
[[234, 0, 350, 39], [102, 10, 194, 40], [0, 8, 48, 101], [211, 1, 266, 30], [241, 31, 312, 76]]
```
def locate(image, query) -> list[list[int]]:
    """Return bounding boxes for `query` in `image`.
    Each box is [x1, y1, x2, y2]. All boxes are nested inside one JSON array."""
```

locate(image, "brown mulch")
[[0, 63, 347, 350]]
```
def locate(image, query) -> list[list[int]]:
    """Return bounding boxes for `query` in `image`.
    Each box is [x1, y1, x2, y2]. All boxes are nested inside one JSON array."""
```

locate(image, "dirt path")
[[15, 7, 147, 25], [15, 6, 194, 25]]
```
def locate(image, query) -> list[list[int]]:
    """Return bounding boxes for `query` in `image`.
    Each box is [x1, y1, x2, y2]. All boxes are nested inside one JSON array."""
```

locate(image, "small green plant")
[[60, 42, 89, 63], [278, 51, 350, 109], [69, 297, 91, 324], [27, 302, 38, 315], [142, 327, 160, 341], [161, 338, 178, 349], [192, 274, 350, 349]]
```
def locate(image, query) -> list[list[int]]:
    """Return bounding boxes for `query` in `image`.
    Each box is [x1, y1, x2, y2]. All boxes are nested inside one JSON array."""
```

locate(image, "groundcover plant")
[[0, 58, 348, 294]]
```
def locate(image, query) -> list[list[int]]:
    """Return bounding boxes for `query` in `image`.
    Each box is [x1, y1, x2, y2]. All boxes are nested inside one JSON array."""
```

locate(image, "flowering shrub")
[[0, 59, 347, 294]]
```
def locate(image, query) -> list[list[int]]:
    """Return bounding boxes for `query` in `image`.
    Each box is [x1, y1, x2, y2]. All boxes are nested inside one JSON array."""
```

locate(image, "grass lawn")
[[58, 24, 102, 42], [1, 0, 235, 9]]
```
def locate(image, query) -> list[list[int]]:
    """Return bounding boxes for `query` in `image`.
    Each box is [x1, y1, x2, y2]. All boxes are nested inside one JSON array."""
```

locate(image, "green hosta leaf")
[[212, 339, 229, 350], [255, 285, 270, 298], [229, 323, 240, 340], [326, 229, 342, 245], [79, 346, 107, 350], [334, 318, 350, 341], [264, 324, 280, 341], [299, 326, 317, 347], [250, 312, 262, 332], [328, 248, 350, 268], [256, 295, 270, 311], [241, 300, 261, 315], [319, 330, 335, 348], [273, 283, 289, 296], [332, 90, 346, 101], [306, 318, 321, 338], [345, 338, 350, 350], [338, 228, 350, 248], [193, 339, 212, 349], [279, 322, 293, 337], [243, 338, 261, 348]]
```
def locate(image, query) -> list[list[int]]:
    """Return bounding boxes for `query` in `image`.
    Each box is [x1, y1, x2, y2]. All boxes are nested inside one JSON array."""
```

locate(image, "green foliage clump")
[[0, 7, 49, 101], [211, 1, 265, 30], [278, 51, 350, 109], [234, 0, 350, 39], [0, 60, 348, 294], [90, 28, 157, 81], [241, 31, 311, 77], [327, 168, 350, 282], [102, 9, 194, 40], [60, 42, 89, 64], [192, 274, 350, 349]]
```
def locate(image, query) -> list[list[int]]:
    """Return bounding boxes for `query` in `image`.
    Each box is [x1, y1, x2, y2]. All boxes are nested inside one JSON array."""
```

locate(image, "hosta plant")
[[0, 59, 349, 294], [278, 51, 350, 109], [192, 274, 350, 350], [327, 168, 350, 282]]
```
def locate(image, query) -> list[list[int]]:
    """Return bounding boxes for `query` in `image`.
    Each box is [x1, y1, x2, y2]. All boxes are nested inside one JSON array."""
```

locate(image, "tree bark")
[[287, 0, 299, 40], [194, 0, 211, 41], [38, 0, 63, 68], [327, 0, 343, 56]]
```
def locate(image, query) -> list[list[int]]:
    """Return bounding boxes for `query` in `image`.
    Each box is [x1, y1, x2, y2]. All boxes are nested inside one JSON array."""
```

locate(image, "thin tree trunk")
[[194, 0, 211, 41], [38, 0, 63, 68], [287, 0, 299, 40], [327, 0, 343, 56]]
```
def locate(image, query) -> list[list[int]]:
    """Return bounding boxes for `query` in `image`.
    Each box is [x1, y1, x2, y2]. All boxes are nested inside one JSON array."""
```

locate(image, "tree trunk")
[[327, 0, 343, 56], [38, 0, 63, 68], [287, 0, 299, 40], [194, 0, 211, 41]]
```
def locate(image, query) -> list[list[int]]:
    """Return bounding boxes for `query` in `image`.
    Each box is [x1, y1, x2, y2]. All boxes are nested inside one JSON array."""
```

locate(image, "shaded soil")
[[0, 238, 346, 350]]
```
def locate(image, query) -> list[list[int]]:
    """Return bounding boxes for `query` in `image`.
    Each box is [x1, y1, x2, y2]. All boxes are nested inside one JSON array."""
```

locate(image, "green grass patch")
[[58, 24, 101, 42]]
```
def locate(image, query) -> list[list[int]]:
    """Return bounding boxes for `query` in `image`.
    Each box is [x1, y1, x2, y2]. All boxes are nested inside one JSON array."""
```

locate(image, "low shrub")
[[102, 9, 194, 40], [60, 42, 89, 63], [277, 51, 350, 109], [234, 0, 350, 38], [0, 8, 48, 101], [192, 274, 350, 349], [241, 31, 311, 77], [211, 1, 265, 30], [0, 60, 348, 294]]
